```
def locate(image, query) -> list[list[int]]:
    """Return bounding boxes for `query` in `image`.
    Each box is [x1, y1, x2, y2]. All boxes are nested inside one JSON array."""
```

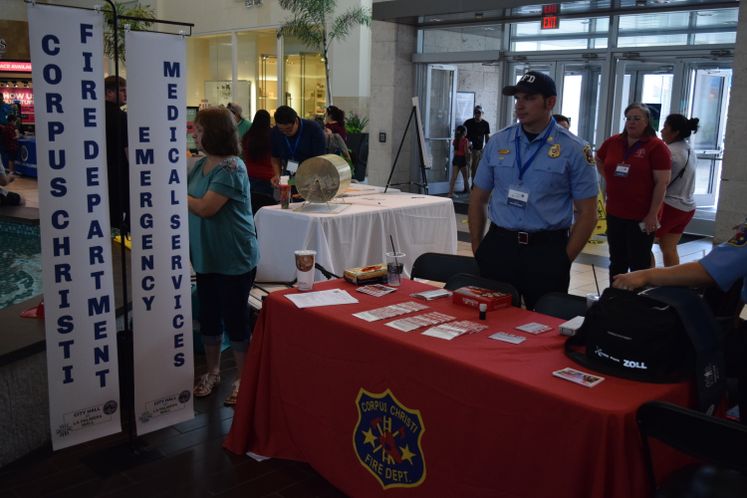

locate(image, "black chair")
[[251, 191, 277, 215], [533, 291, 587, 318], [411, 252, 480, 284], [444, 272, 520, 307], [637, 400, 747, 497]]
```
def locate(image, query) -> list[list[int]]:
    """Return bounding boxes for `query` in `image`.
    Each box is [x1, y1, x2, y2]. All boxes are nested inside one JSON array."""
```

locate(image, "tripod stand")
[[385, 104, 429, 194]]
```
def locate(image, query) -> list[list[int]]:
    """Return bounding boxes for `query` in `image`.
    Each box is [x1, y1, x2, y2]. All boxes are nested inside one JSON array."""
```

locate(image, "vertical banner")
[[28, 4, 121, 449], [125, 30, 194, 435]]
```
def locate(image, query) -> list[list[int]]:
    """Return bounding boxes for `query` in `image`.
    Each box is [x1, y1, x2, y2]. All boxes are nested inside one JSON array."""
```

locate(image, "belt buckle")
[[518, 232, 529, 245]]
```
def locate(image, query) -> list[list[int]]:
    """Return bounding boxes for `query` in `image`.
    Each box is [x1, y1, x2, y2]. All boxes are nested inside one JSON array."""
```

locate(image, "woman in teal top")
[[188, 107, 259, 406]]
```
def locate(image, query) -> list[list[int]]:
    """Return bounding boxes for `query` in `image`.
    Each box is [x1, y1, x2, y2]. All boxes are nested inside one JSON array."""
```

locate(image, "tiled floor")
[[4, 175, 38, 208], [0, 352, 344, 498]]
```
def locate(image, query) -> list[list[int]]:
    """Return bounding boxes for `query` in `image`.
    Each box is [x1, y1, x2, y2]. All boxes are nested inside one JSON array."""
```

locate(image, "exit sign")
[[541, 4, 560, 30]]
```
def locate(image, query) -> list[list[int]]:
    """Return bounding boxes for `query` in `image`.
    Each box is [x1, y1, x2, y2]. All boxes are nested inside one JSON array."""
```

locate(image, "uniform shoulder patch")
[[583, 144, 595, 165], [727, 223, 747, 247], [353, 388, 426, 489]]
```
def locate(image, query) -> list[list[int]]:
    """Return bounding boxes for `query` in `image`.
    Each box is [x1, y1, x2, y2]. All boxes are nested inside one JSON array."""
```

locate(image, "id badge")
[[507, 185, 529, 208], [614, 163, 630, 177], [286, 160, 299, 174]]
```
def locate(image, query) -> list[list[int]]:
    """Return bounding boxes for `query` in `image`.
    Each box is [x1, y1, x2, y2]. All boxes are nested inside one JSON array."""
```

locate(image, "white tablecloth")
[[254, 192, 457, 283]]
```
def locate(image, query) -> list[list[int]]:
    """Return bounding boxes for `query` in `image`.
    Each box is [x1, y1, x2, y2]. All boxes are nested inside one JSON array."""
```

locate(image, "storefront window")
[[186, 34, 232, 108], [259, 55, 279, 113], [237, 30, 277, 117], [283, 36, 326, 119]]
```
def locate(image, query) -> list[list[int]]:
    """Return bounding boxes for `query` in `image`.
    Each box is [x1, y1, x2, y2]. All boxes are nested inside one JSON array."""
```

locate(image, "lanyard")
[[284, 119, 304, 161], [514, 120, 556, 181], [623, 139, 644, 161]]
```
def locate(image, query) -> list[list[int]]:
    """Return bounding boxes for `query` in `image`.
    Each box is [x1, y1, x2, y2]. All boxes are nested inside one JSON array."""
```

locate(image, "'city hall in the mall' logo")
[[353, 388, 426, 489]]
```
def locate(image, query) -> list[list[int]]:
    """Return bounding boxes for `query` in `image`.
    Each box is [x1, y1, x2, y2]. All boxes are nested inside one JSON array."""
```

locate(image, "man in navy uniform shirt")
[[468, 71, 598, 309], [270, 105, 325, 187]]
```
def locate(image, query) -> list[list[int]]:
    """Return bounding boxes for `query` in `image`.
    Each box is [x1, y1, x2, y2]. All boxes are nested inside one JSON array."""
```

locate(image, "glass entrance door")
[[423, 64, 457, 194], [559, 62, 603, 145], [613, 61, 674, 135], [686, 65, 731, 207]]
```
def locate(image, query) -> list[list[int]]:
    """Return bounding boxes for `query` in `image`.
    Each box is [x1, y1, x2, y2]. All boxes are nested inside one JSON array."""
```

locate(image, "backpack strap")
[[643, 286, 726, 414]]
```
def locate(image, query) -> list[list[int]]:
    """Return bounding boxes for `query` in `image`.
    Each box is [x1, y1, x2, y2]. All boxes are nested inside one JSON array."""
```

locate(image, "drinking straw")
[[591, 264, 601, 295], [389, 235, 399, 265]]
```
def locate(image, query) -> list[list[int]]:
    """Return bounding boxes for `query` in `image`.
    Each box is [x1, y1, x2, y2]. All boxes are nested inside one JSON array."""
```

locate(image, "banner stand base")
[[82, 440, 163, 477]]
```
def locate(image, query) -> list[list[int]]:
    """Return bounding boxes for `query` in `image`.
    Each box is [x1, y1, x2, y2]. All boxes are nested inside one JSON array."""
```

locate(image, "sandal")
[[193, 373, 220, 397], [224, 379, 240, 406]]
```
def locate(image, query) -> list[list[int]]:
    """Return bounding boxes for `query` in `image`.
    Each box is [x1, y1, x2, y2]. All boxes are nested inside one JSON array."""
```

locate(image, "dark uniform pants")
[[606, 214, 655, 281], [475, 224, 571, 309]]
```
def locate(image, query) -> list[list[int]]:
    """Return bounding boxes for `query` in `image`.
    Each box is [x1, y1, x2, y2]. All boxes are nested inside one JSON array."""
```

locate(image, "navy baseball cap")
[[502, 71, 557, 97]]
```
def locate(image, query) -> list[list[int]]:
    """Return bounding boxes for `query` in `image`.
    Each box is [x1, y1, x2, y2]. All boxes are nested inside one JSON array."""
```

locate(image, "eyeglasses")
[[625, 115, 644, 122]]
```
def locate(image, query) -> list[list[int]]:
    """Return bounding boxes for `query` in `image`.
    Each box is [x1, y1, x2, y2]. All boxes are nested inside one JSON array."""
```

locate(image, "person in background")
[[0, 93, 11, 125], [104, 75, 130, 232], [270, 105, 325, 187], [469, 71, 598, 309], [655, 114, 700, 267], [448, 125, 470, 198], [596, 103, 671, 281], [227, 102, 251, 140], [553, 114, 571, 130], [0, 159, 23, 206], [242, 109, 275, 197], [188, 107, 259, 407], [315, 116, 352, 163], [0, 114, 20, 175], [464, 105, 491, 187], [325, 105, 347, 143]]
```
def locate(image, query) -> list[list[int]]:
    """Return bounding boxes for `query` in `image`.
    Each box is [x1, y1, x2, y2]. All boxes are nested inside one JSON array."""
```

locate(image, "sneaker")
[[224, 379, 240, 406], [193, 373, 220, 397]]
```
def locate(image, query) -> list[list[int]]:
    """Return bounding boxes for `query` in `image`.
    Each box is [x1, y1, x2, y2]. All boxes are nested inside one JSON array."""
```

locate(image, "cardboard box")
[[344, 263, 388, 285], [452, 286, 513, 311]]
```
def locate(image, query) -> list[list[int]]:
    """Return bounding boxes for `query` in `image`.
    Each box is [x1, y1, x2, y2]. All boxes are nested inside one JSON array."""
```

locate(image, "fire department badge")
[[353, 388, 426, 489], [548, 143, 561, 158], [583, 144, 594, 165]]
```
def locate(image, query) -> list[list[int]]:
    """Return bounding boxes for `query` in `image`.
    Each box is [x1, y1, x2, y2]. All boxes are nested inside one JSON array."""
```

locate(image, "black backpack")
[[566, 286, 725, 413]]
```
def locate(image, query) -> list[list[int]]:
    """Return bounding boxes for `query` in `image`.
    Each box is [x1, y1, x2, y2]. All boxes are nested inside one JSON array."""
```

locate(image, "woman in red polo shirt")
[[596, 103, 671, 281]]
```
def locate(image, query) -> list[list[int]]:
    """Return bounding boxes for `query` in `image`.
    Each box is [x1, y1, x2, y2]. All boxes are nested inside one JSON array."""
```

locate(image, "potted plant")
[[345, 112, 368, 181], [103, 2, 156, 63]]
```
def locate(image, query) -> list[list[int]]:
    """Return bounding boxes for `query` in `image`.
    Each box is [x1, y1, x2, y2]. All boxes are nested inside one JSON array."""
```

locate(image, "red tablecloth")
[[225, 279, 692, 497]]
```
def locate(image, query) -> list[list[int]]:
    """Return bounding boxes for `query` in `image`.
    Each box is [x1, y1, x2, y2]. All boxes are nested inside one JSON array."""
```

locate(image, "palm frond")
[[328, 8, 371, 41], [102, 2, 156, 62], [278, 18, 324, 48], [279, 0, 334, 20]]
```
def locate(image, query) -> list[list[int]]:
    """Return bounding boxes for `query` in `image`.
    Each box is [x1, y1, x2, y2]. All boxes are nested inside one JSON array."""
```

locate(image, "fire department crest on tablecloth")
[[353, 388, 426, 489]]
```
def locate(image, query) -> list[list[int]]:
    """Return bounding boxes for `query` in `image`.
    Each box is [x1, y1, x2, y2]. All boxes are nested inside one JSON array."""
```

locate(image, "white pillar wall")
[[716, 4, 747, 242], [367, 21, 417, 188]]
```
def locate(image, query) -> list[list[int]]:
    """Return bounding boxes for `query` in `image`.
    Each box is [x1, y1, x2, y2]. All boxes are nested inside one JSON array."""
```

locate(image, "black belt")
[[491, 224, 568, 245]]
